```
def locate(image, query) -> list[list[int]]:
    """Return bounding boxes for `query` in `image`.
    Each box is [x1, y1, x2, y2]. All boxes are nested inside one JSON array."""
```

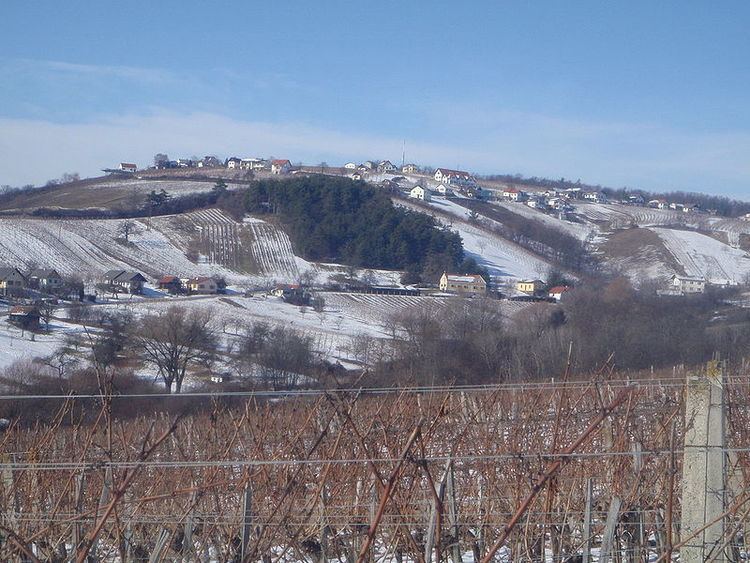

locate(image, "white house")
[[583, 191, 605, 203], [628, 195, 645, 205], [271, 159, 292, 174], [377, 160, 397, 173], [434, 168, 474, 186], [119, 162, 137, 173], [435, 183, 452, 196], [547, 197, 566, 210], [402, 163, 419, 174], [240, 158, 267, 170], [28, 269, 63, 290], [226, 157, 241, 169], [187, 277, 218, 294], [502, 187, 524, 201], [344, 162, 357, 170], [671, 275, 706, 294], [409, 185, 430, 201], [526, 198, 546, 209]]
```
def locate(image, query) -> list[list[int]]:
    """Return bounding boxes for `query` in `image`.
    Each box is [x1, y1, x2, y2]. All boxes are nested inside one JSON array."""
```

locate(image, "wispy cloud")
[[40, 59, 175, 83], [0, 110, 748, 199], [4, 57, 177, 84]]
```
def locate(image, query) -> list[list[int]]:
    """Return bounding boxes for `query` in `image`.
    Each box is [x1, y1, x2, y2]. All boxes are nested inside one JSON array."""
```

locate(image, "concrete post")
[[680, 361, 727, 562]]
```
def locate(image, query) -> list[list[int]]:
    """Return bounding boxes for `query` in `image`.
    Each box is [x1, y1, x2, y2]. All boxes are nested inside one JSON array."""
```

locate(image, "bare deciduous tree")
[[131, 307, 217, 393], [117, 220, 140, 243], [38, 300, 57, 330]]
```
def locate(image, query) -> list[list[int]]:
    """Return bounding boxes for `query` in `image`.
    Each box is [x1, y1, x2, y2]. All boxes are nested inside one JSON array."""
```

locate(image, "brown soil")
[[602, 226, 684, 275]]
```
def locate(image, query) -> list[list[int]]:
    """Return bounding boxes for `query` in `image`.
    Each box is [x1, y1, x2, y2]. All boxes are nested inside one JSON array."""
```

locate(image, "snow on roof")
[[436, 167, 472, 178], [29, 269, 60, 278], [445, 274, 484, 283]]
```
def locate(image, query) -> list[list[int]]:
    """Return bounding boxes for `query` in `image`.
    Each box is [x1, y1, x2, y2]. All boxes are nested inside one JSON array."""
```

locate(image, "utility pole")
[[680, 359, 727, 562]]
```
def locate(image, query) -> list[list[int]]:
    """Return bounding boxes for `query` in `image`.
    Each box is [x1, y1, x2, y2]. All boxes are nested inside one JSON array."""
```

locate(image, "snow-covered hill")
[[0, 210, 404, 288], [651, 228, 750, 284], [398, 198, 554, 282]]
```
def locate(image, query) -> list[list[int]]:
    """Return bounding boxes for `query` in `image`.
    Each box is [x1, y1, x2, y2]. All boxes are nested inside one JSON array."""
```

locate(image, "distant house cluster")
[[437, 273, 573, 302], [107, 155, 299, 174], [500, 186, 587, 214], [0, 266, 66, 296], [660, 274, 739, 296], [157, 275, 226, 295], [647, 199, 701, 213], [513, 279, 573, 301]]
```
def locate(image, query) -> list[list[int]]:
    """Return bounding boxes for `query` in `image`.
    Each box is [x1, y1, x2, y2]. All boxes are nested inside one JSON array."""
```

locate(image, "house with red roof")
[[548, 286, 572, 301], [271, 159, 292, 174], [158, 275, 183, 294]]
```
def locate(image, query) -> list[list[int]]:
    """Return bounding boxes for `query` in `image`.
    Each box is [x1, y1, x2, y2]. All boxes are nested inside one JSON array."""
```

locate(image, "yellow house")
[[516, 279, 545, 295], [439, 272, 487, 294]]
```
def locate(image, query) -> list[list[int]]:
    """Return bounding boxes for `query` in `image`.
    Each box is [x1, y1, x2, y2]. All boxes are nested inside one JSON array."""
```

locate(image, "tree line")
[[243, 175, 485, 282], [456, 199, 597, 274], [359, 278, 750, 386]]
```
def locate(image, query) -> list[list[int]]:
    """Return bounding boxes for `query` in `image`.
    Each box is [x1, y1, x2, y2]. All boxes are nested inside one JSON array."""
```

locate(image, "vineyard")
[[0, 365, 748, 562], [242, 219, 302, 281], [188, 209, 244, 269]]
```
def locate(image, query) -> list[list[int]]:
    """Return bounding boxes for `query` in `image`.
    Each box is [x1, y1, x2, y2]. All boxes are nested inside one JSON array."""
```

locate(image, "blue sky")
[[1, 1, 749, 198]]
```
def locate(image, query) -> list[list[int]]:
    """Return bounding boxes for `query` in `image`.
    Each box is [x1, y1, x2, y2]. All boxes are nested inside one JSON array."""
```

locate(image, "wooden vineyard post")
[[424, 459, 450, 563]]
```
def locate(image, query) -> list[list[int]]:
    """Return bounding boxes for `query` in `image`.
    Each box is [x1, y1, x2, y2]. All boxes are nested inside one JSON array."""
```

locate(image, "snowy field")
[[651, 227, 750, 283], [88, 178, 228, 196], [0, 214, 242, 282], [0, 210, 401, 288], [574, 203, 687, 228], [399, 198, 553, 281], [0, 312, 91, 371], [95, 294, 398, 367], [495, 201, 597, 241]]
